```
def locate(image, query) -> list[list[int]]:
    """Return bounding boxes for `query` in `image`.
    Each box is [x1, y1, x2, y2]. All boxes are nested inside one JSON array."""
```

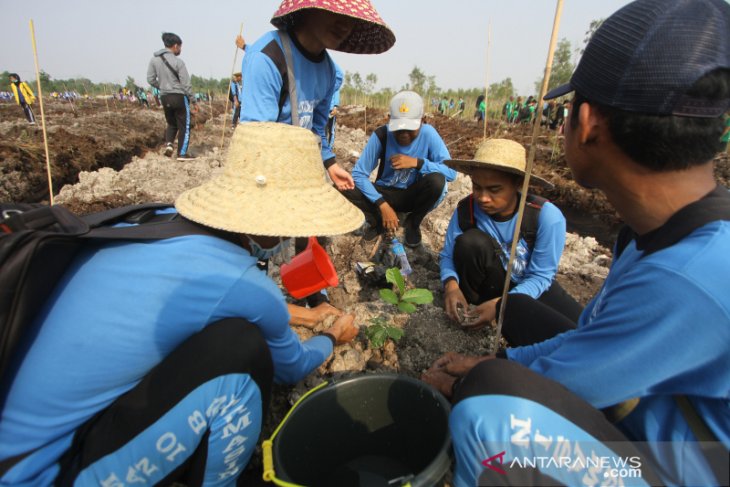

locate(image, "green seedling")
[[378, 267, 433, 314], [365, 316, 404, 349]]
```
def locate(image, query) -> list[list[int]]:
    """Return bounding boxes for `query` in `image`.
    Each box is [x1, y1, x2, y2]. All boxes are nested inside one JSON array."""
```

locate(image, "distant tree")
[[37, 70, 53, 93], [534, 38, 574, 94], [0, 71, 11, 89], [581, 19, 604, 55], [125, 76, 137, 92], [364, 73, 377, 95], [408, 66, 427, 94], [489, 78, 515, 101]]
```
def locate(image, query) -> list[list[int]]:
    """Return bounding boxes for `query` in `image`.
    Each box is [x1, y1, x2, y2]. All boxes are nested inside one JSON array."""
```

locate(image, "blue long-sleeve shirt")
[[506, 221, 730, 467], [352, 124, 455, 205], [240, 30, 337, 166], [439, 197, 566, 299], [329, 62, 343, 112], [0, 219, 332, 480]]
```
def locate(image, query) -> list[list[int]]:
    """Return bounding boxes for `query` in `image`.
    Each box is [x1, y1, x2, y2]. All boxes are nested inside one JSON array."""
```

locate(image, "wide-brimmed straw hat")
[[445, 139, 553, 188], [271, 0, 396, 54], [175, 122, 364, 237]]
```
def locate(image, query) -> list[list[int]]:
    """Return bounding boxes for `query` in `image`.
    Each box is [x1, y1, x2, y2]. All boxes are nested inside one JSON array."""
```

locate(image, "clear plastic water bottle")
[[390, 237, 412, 276]]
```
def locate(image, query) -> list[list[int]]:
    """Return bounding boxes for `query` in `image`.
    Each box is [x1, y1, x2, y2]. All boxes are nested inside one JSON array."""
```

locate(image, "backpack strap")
[[374, 125, 388, 181], [155, 52, 181, 83], [520, 193, 547, 249], [278, 30, 299, 126], [456, 194, 475, 233], [261, 35, 292, 121]]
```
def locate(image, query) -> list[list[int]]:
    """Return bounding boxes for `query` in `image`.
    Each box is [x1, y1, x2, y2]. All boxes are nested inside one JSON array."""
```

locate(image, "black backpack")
[[455, 193, 547, 250], [0, 203, 214, 388]]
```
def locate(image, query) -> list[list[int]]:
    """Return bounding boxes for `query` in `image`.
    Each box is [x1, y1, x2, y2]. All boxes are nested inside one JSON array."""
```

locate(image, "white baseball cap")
[[387, 91, 424, 131]]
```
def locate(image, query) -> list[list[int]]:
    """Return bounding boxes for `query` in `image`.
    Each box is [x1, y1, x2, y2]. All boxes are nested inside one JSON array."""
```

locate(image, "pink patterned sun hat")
[[271, 0, 396, 54]]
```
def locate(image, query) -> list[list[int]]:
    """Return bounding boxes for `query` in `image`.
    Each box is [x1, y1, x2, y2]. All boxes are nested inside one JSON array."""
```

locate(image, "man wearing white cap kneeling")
[[0, 122, 361, 485]]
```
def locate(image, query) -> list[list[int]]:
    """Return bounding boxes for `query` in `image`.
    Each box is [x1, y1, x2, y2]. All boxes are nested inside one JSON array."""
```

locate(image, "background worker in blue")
[[237, 0, 395, 192], [422, 1, 730, 485], [440, 138, 582, 334], [147, 32, 197, 161], [342, 91, 456, 247], [325, 62, 344, 148], [229, 72, 243, 128], [0, 122, 362, 486], [8, 73, 36, 125]]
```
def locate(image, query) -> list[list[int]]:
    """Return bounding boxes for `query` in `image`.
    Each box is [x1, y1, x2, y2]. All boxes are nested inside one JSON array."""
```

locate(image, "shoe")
[[177, 153, 197, 161], [404, 216, 422, 248], [29, 121, 36, 126], [164, 144, 174, 157]]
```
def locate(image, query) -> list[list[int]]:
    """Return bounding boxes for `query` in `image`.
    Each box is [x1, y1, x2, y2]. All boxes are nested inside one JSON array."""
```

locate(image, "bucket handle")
[[262, 381, 329, 486]]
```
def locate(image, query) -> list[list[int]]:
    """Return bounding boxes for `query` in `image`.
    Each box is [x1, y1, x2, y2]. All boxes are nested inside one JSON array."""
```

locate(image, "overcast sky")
[[2, 0, 634, 95]]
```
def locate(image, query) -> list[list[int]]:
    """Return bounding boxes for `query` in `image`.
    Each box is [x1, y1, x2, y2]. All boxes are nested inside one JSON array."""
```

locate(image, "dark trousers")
[[341, 172, 446, 230], [56, 319, 273, 486], [232, 104, 241, 127], [161, 93, 192, 156], [453, 228, 583, 334], [20, 101, 35, 123]]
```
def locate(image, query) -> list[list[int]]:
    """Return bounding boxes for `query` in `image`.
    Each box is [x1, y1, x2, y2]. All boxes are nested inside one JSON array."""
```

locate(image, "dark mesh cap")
[[545, 0, 730, 117]]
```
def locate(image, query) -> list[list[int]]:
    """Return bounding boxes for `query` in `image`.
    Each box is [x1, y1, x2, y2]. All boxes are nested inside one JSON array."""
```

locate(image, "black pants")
[[20, 101, 35, 123], [453, 228, 583, 332], [232, 104, 241, 127], [161, 93, 192, 156], [56, 319, 273, 486], [340, 173, 446, 231]]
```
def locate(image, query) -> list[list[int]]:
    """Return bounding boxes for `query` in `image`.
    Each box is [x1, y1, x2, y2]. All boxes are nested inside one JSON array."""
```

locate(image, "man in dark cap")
[[423, 1, 730, 485]]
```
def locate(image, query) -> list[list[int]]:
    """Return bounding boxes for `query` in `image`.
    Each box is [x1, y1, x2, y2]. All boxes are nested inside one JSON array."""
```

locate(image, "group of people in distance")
[[1, 0, 729, 486]]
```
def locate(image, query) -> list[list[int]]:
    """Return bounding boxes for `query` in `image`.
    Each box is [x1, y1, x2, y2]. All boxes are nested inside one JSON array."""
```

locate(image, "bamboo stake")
[[482, 22, 492, 140], [208, 90, 213, 120], [221, 23, 244, 148], [493, 0, 564, 353], [29, 19, 54, 205]]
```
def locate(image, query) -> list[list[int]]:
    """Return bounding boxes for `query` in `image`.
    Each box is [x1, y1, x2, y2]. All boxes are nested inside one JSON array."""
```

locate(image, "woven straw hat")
[[271, 0, 396, 54], [175, 122, 364, 237], [446, 139, 552, 188]]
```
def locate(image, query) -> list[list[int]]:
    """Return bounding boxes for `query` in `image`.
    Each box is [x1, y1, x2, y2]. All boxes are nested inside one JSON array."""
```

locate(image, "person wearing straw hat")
[[0, 122, 362, 485], [439, 138, 581, 333], [423, 1, 730, 485], [342, 90, 456, 247], [8, 73, 36, 125], [237, 0, 395, 192]]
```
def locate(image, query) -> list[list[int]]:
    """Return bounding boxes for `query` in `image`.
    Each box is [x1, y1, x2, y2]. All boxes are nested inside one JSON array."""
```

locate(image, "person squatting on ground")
[[439, 138, 582, 333], [147, 32, 198, 161], [0, 122, 363, 485], [8, 74, 36, 125], [237, 0, 395, 192], [341, 91, 456, 248], [422, 1, 730, 485], [230, 72, 243, 128]]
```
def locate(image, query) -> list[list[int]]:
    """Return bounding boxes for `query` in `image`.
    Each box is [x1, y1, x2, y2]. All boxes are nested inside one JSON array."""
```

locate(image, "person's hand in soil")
[[444, 279, 468, 323], [461, 297, 499, 331], [327, 164, 354, 191], [430, 351, 495, 377], [326, 313, 359, 344], [287, 303, 344, 328], [378, 202, 399, 232], [421, 367, 457, 399]]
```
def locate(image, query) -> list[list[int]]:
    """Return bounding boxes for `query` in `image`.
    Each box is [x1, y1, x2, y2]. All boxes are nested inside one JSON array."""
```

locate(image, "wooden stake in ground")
[[29, 19, 54, 205], [483, 21, 492, 140], [102, 84, 111, 114], [493, 0, 564, 352], [220, 23, 244, 149]]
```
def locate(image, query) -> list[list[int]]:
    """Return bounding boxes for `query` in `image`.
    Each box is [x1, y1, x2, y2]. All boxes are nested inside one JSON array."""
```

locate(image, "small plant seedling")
[[378, 267, 433, 314], [365, 316, 404, 349]]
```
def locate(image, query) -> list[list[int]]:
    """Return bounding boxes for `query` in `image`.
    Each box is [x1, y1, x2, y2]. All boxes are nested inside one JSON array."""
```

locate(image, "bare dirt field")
[[2, 99, 729, 484]]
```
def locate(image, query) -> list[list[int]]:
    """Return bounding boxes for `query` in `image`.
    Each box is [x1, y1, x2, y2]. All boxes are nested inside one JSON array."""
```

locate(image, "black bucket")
[[273, 374, 452, 487]]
